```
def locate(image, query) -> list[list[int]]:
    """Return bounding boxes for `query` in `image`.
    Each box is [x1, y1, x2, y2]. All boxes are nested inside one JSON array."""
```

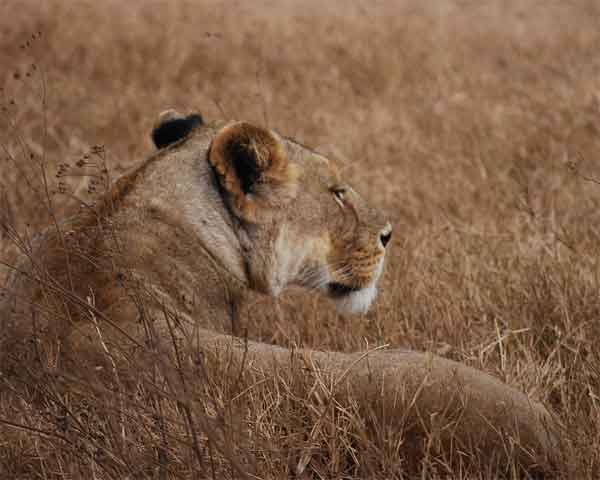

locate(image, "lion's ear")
[[208, 122, 298, 223], [152, 109, 203, 149]]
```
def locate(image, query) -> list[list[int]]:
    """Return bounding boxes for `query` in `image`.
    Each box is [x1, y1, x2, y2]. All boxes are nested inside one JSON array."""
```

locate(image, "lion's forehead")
[[280, 139, 342, 187]]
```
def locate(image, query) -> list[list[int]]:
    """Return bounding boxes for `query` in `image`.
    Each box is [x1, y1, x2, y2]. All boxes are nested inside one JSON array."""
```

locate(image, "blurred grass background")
[[1, 0, 600, 477]]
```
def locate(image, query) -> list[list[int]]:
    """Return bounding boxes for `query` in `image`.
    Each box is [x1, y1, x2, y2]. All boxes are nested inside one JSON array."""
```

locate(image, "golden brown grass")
[[1, 0, 600, 477]]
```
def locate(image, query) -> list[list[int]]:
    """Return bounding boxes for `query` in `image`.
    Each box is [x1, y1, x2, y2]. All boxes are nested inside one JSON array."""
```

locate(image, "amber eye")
[[331, 187, 346, 203]]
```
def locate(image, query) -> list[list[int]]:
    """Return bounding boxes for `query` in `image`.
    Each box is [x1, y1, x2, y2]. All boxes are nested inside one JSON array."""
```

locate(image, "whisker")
[[296, 257, 379, 294]]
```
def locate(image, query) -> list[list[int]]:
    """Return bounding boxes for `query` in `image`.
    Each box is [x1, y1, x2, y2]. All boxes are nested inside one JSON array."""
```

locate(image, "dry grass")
[[1, 0, 600, 477]]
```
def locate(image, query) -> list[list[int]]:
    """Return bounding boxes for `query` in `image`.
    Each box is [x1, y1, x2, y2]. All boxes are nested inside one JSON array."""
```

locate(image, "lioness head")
[[153, 111, 392, 314]]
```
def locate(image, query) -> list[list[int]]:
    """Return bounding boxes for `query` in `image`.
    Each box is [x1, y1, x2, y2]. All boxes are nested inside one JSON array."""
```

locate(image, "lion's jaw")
[[325, 257, 385, 314], [268, 223, 387, 315]]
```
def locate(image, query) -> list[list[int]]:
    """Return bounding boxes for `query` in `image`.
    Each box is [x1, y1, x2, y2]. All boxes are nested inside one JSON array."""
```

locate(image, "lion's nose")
[[379, 223, 392, 249]]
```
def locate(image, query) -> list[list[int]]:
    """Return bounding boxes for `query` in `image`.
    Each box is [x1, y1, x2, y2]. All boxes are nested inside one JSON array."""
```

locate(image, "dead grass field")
[[1, 0, 600, 477]]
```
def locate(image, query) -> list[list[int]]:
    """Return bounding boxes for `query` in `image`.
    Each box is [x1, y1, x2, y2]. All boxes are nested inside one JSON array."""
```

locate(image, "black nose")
[[380, 229, 392, 248]]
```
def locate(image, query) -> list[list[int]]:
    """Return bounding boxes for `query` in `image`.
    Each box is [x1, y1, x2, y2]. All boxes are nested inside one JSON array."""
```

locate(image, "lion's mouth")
[[327, 282, 363, 298]]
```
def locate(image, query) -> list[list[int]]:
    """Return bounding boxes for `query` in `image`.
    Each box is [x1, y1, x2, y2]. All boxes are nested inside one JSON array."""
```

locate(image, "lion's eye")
[[331, 187, 346, 203]]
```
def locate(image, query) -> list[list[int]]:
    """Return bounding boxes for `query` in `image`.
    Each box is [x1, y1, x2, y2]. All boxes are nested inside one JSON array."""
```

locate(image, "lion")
[[0, 110, 557, 474]]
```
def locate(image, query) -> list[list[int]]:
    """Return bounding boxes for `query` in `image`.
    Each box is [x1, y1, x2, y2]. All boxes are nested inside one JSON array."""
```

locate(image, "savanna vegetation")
[[1, 1, 600, 478]]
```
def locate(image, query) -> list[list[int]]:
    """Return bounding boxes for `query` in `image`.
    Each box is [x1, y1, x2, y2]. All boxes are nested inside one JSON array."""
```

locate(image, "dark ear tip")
[[151, 110, 204, 149]]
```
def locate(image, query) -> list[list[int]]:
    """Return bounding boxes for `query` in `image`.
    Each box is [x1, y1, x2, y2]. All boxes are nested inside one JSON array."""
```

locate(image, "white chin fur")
[[332, 283, 378, 315]]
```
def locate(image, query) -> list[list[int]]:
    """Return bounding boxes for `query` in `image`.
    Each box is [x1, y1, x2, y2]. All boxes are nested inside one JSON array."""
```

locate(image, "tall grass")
[[1, 0, 600, 477]]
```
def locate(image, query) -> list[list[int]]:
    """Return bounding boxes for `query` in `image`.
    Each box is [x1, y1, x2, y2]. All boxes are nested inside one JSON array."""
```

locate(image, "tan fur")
[[0, 113, 557, 471]]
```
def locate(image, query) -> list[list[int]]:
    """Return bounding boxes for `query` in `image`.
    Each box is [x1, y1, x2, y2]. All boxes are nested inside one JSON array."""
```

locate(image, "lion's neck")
[[110, 137, 253, 331]]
